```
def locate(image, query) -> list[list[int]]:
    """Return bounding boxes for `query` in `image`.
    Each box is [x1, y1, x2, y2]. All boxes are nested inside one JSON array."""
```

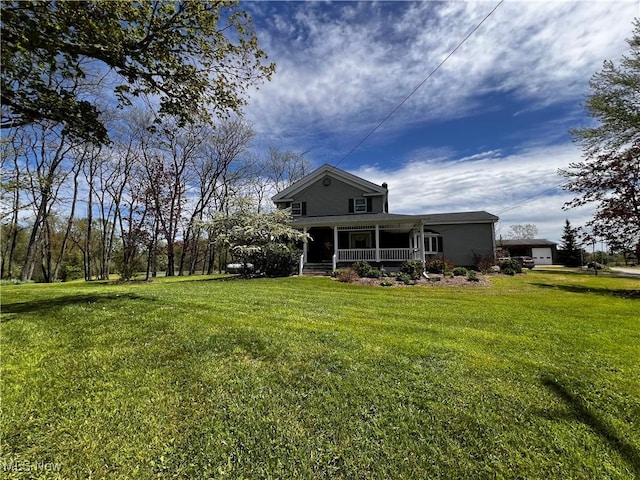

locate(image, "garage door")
[[531, 247, 553, 265]]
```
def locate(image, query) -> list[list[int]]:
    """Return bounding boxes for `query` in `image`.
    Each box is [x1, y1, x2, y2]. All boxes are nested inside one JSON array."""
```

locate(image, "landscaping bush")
[[253, 244, 300, 277], [396, 272, 414, 285], [380, 279, 394, 287], [452, 267, 468, 277], [502, 267, 517, 276], [400, 260, 424, 280], [366, 268, 381, 278], [425, 257, 454, 274], [500, 258, 522, 274], [467, 270, 480, 282], [335, 268, 357, 283], [352, 261, 373, 277]]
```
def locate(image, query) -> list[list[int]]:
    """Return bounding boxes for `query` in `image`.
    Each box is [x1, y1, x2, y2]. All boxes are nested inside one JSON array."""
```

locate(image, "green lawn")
[[1, 271, 639, 479]]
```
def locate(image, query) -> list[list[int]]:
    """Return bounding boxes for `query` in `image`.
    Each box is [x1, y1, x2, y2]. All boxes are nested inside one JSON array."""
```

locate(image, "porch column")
[[375, 224, 380, 262], [419, 224, 425, 264], [333, 226, 339, 266], [303, 227, 308, 264]]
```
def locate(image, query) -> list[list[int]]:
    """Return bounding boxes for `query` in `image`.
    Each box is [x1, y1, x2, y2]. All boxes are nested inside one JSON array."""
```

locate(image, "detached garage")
[[497, 239, 557, 266]]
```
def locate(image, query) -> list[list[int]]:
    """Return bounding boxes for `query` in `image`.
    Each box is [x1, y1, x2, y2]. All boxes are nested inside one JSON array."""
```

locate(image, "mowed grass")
[[1, 271, 639, 479]]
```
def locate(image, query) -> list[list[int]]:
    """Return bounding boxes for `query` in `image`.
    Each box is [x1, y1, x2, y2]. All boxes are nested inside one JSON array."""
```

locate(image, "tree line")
[[1, 1, 314, 282], [1, 115, 310, 282]]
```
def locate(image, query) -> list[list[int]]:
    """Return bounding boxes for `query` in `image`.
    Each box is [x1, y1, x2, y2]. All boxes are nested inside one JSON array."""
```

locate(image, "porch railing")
[[337, 248, 415, 262]]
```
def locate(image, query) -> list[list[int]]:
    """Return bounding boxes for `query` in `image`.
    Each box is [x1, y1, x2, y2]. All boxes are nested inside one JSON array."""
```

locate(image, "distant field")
[[1, 271, 639, 479]]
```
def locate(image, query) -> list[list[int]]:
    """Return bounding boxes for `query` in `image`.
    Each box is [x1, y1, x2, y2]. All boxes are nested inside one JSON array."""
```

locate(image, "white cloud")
[[351, 143, 596, 243], [246, 1, 637, 144]]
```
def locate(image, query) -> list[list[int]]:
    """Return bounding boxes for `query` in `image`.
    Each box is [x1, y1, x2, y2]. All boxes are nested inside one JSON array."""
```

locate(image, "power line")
[[334, 0, 504, 168], [496, 184, 565, 216]]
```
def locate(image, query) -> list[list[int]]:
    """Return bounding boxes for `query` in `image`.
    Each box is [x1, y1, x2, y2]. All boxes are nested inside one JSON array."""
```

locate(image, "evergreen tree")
[[559, 219, 582, 267]]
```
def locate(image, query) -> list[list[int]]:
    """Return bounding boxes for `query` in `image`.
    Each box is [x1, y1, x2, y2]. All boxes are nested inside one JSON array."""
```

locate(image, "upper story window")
[[349, 197, 373, 213], [291, 201, 306, 216]]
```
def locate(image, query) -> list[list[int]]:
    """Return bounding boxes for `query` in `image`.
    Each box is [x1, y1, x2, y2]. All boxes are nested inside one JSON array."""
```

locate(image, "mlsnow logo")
[[1, 458, 63, 473]]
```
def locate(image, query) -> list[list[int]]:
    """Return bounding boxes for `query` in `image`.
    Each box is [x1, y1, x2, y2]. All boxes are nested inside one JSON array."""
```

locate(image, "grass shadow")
[[542, 376, 640, 475], [1, 293, 153, 320], [531, 282, 640, 299]]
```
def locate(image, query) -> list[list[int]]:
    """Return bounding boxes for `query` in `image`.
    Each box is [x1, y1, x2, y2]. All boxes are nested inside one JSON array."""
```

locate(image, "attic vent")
[[322, 177, 331, 186]]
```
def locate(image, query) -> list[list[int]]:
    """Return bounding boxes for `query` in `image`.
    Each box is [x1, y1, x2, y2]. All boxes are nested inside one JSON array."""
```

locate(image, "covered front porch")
[[301, 222, 441, 271]]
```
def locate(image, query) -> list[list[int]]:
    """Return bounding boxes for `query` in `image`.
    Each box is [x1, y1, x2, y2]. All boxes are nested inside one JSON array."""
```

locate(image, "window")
[[349, 197, 373, 213], [291, 201, 306, 216], [424, 234, 442, 254]]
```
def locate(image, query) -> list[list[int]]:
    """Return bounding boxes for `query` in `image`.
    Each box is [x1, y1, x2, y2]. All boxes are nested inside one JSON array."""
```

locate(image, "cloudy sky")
[[241, 0, 637, 242]]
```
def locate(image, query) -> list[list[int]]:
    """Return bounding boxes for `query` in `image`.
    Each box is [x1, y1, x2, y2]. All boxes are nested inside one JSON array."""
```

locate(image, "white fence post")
[[299, 254, 304, 276]]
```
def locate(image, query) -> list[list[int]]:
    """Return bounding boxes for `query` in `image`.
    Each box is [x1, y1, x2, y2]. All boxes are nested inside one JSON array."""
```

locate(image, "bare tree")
[[507, 224, 539, 240]]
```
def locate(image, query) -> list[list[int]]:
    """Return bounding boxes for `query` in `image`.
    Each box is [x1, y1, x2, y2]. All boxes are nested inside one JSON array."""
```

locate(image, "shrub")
[[254, 244, 299, 277], [396, 272, 414, 285], [366, 268, 381, 278], [467, 270, 480, 282], [452, 267, 468, 276], [335, 268, 357, 283], [425, 257, 454, 274], [500, 259, 522, 274], [352, 261, 373, 277], [502, 267, 516, 276], [400, 260, 424, 280], [380, 279, 394, 287]]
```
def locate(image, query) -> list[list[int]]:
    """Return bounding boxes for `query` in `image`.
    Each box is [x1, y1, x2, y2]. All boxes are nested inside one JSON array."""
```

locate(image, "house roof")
[[292, 211, 498, 228], [497, 238, 557, 247], [271, 163, 387, 202]]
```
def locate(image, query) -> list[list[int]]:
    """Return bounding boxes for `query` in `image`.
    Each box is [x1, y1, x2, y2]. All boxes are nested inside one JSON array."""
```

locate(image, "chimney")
[[382, 182, 389, 213]]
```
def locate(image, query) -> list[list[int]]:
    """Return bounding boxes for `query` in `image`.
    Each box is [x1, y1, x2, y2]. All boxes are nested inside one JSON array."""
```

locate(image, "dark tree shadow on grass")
[[542, 376, 640, 475], [531, 283, 640, 299], [0, 293, 153, 321]]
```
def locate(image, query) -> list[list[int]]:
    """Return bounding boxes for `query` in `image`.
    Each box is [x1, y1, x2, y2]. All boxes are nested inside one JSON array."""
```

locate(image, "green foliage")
[[559, 219, 582, 267], [425, 257, 454, 274], [500, 259, 523, 274], [207, 198, 308, 277], [399, 259, 424, 279], [396, 272, 414, 285], [366, 268, 381, 279], [1, 0, 275, 143], [1, 272, 638, 478], [379, 279, 394, 286], [467, 270, 479, 282], [562, 20, 640, 246], [452, 267, 468, 277], [256, 243, 300, 277], [351, 261, 373, 277]]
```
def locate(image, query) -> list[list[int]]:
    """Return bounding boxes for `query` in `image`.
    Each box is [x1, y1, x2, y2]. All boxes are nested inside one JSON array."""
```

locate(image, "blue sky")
[[241, 0, 638, 243]]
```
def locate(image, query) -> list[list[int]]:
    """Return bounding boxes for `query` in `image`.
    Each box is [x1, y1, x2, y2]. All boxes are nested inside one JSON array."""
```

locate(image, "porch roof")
[[292, 211, 498, 228]]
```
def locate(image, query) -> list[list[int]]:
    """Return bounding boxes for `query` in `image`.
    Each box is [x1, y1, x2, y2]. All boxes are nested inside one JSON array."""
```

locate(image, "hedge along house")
[[272, 164, 499, 274]]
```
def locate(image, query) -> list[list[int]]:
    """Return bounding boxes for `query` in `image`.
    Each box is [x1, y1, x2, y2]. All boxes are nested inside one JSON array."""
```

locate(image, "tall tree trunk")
[[52, 167, 81, 281], [21, 190, 50, 281]]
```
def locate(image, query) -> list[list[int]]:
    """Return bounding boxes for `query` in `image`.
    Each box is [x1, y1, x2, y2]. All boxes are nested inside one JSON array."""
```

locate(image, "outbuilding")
[[497, 239, 558, 265]]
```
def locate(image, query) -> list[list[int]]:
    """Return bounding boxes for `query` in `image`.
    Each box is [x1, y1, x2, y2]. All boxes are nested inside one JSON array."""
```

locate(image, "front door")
[[307, 227, 334, 263]]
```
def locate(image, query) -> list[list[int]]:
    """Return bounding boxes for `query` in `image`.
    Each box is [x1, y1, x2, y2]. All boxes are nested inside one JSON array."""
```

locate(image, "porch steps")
[[301, 262, 333, 276]]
